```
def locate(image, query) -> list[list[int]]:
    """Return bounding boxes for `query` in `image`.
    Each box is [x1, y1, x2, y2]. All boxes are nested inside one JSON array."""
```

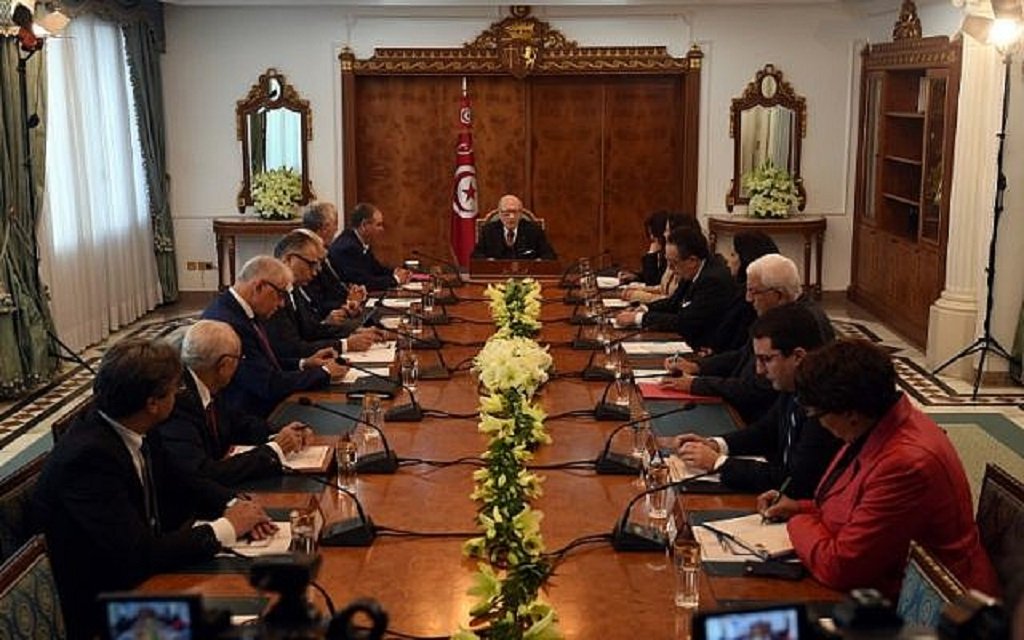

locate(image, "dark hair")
[[733, 231, 779, 284], [349, 202, 378, 229], [301, 202, 335, 233], [274, 230, 317, 259], [750, 303, 827, 355], [667, 226, 709, 261], [795, 338, 901, 419], [93, 338, 181, 419], [666, 212, 698, 233], [644, 210, 669, 239]]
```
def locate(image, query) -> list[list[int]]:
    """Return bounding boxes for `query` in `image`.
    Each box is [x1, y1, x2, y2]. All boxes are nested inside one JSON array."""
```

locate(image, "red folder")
[[637, 382, 722, 404]]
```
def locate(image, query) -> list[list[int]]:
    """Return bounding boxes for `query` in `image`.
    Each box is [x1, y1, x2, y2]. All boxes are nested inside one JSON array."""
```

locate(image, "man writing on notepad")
[[157, 320, 312, 491], [675, 303, 842, 498]]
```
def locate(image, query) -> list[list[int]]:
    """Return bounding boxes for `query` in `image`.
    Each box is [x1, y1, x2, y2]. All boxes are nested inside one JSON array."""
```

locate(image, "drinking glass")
[[408, 303, 423, 336], [401, 352, 419, 394], [335, 438, 358, 492], [672, 536, 701, 609], [647, 461, 671, 520], [289, 508, 317, 555]]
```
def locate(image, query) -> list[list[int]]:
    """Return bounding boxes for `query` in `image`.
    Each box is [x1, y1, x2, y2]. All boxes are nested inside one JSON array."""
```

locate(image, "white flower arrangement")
[[485, 278, 543, 338], [743, 160, 799, 219], [474, 337, 553, 397], [251, 167, 302, 220]]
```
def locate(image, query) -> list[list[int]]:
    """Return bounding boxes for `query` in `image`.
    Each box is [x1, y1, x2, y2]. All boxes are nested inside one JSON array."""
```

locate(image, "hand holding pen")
[[757, 477, 796, 523]]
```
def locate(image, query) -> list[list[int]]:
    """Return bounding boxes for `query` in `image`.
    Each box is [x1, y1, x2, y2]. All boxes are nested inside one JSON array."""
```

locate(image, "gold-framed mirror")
[[726, 64, 807, 211], [236, 68, 313, 212]]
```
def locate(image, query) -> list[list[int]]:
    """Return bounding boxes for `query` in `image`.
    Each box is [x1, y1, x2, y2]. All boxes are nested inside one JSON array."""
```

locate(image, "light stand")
[[933, 49, 1016, 397]]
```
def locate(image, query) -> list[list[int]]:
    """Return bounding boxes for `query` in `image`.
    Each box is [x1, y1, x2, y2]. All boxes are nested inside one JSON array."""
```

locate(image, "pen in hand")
[[762, 477, 792, 524]]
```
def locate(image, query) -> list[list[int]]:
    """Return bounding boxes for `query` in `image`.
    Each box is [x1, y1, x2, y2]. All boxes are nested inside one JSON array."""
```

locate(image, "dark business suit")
[[156, 373, 282, 491], [32, 411, 225, 639], [329, 228, 396, 292], [471, 220, 556, 260], [265, 290, 345, 360], [643, 258, 736, 349], [305, 260, 351, 318], [201, 290, 329, 417], [717, 392, 843, 498], [639, 251, 666, 286]]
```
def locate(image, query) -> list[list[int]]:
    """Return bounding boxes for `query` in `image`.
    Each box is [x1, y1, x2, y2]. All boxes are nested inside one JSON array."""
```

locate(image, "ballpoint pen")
[[762, 476, 792, 524]]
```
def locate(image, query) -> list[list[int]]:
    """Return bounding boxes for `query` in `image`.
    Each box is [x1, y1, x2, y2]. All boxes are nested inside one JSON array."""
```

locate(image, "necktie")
[[140, 441, 161, 534], [505, 229, 515, 247], [252, 320, 282, 370], [783, 397, 797, 468], [205, 401, 221, 454]]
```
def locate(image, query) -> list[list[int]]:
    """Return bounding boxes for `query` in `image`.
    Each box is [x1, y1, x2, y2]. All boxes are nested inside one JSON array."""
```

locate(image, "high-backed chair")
[[0, 535, 66, 639], [976, 462, 1024, 592], [896, 540, 966, 629], [474, 208, 546, 243], [50, 398, 92, 444], [0, 454, 46, 564]]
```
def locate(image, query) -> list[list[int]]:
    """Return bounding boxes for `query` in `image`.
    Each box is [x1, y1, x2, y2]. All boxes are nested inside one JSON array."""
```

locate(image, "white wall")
[[163, 3, 959, 294]]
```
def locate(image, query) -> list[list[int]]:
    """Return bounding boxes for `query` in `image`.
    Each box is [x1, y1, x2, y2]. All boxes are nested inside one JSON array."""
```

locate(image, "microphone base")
[[611, 522, 671, 552], [418, 365, 451, 381], [435, 294, 458, 305], [582, 366, 616, 381], [345, 377, 399, 399], [411, 338, 443, 350], [564, 293, 585, 305], [385, 403, 423, 422], [596, 452, 643, 475], [594, 402, 631, 421], [320, 515, 377, 547], [572, 339, 602, 350], [355, 450, 399, 474], [570, 314, 598, 326]]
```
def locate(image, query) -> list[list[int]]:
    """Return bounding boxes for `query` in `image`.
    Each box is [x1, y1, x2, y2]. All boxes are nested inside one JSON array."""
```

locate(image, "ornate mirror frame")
[[235, 68, 313, 213], [726, 64, 807, 212]]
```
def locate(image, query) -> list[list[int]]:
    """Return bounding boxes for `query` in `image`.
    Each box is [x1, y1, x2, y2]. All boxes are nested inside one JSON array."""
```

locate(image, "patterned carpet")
[[1, 314, 1022, 477]]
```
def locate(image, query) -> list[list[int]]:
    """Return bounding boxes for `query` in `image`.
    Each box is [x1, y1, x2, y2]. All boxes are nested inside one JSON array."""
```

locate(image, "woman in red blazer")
[[759, 339, 1000, 600]]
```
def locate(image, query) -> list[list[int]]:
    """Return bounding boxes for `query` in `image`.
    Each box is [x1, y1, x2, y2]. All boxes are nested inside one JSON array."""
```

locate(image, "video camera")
[[99, 553, 388, 640], [692, 588, 1009, 640]]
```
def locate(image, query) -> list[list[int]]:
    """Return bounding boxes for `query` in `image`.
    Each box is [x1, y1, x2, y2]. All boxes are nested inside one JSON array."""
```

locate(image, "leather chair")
[[976, 462, 1024, 592], [896, 540, 966, 629], [0, 454, 46, 564], [0, 535, 66, 639], [474, 208, 546, 243]]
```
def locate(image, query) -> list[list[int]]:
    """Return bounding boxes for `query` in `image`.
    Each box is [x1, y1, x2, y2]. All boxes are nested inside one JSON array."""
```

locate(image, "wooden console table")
[[213, 217, 301, 290], [707, 214, 827, 298]]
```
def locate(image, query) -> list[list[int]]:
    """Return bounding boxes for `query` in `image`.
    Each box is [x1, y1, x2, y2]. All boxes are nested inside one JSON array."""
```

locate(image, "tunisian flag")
[[450, 78, 478, 266]]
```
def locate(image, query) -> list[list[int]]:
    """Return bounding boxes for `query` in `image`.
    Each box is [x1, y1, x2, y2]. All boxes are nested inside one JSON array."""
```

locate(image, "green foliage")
[[252, 167, 301, 219], [743, 160, 799, 219]]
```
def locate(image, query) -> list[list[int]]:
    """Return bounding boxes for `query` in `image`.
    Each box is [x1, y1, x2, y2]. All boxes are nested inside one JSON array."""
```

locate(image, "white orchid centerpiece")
[[474, 337, 553, 396], [743, 160, 799, 219], [485, 278, 543, 338], [251, 167, 302, 219]]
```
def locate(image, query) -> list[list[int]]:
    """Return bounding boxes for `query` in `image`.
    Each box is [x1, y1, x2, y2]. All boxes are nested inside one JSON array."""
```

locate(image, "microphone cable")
[[544, 408, 596, 420], [525, 459, 595, 471], [398, 456, 485, 468], [375, 525, 478, 539], [544, 533, 614, 565]]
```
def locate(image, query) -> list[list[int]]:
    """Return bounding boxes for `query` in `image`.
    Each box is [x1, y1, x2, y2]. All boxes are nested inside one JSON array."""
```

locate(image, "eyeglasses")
[[753, 352, 782, 365], [289, 253, 321, 271], [218, 353, 244, 364], [264, 280, 289, 301], [746, 286, 780, 296]]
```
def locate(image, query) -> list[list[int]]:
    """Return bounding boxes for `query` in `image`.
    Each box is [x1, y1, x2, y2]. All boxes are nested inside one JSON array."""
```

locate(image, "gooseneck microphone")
[[410, 249, 465, 288], [594, 402, 696, 475], [320, 484, 377, 548], [610, 471, 716, 552], [297, 397, 398, 473], [336, 358, 400, 398], [335, 356, 421, 422], [593, 370, 668, 420]]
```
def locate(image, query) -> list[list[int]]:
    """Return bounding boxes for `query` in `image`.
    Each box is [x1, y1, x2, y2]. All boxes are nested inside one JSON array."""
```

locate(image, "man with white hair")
[[157, 320, 312, 489], [662, 253, 833, 423], [471, 194, 556, 260], [300, 202, 368, 316], [201, 255, 346, 417]]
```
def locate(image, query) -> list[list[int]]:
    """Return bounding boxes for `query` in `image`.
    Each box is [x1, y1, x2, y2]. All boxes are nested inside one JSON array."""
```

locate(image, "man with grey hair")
[[661, 253, 833, 423], [301, 201, 368, 315], [201, 255, 346, 417], [156, 320, 312, 489]]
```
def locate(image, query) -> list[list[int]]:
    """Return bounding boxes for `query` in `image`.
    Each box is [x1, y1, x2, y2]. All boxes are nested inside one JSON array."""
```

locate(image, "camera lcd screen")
[[99, 594, 200, 640], [695, 604, 804, 640]]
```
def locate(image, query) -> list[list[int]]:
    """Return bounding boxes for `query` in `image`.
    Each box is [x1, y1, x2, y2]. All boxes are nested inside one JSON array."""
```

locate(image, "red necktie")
[[205, 401, 221, 454], [252, 320, 282, 370], [505, 229, 515, 247]]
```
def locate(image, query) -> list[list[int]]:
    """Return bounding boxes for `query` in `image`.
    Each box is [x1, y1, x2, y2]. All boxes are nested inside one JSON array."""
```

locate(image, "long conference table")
[[140, 277, 840, 639]]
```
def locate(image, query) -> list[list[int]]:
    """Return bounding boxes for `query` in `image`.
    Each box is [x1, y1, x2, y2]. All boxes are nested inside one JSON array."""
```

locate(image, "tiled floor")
[[2, 290, 1023, 479]]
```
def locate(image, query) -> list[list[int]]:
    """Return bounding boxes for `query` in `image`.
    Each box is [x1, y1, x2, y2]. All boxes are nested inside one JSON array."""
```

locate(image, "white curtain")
[[264, 108, 301, 172], [38, 15, 162, 352]]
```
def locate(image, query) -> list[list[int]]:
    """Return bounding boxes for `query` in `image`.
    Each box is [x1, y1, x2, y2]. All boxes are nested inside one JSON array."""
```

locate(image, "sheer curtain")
[[38, 15, 161, 351]]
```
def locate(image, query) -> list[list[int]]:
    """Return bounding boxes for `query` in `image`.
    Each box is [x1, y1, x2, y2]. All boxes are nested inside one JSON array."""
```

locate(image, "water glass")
[[422, 290, 436, 317], [408, 304, 423, 336], [401, 353, 419, 393], [672, 537, 701, 609], [359, 395, 383, 447], [289, 508, 317, 555], [613, 372, 630, 407], [647, 462, 671, 520], [336, 438, 358, 492]]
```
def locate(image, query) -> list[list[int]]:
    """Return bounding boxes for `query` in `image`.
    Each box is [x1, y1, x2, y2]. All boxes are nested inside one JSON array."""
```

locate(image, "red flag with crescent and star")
[[450, 78, 478, 266]]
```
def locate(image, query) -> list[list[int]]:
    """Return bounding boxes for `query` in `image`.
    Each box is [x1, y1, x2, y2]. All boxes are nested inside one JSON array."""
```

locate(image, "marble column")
[[927, 35, 1002, 377]]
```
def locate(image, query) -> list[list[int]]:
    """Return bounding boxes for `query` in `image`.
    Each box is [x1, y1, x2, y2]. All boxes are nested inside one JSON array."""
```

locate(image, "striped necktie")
[[251, 320, 282, 370]]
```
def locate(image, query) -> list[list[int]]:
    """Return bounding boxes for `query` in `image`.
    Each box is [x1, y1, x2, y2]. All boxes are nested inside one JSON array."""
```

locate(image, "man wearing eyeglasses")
[[156, 320, 312, 490], [471, 194, 556, 260], [267, 231, 382, 360], [201, 256, 346, 417], [675, 303, 842, 499], [300, 202, 368, 315]]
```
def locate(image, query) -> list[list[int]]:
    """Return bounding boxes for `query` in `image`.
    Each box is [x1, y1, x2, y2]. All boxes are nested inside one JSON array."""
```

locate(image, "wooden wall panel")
[[530, 79, 605, 261], [469, 77, 528, 214], [603, 77, 685, 270]]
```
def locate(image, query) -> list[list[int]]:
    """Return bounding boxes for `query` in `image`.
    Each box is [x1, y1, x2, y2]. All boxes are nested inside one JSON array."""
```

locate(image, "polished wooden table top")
[[141, 283, 839, 638]]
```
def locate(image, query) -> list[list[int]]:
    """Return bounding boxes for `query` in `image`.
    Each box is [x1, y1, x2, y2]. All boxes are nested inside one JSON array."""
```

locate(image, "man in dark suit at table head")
[[675, 303, 842, 498], [328, 202, 411, 292], [201, 255, 346, 417], [471, 194, 556, 260], [301, 201, 368, 315], [32, 338, 274, 639], [156, 319, 311, 491]]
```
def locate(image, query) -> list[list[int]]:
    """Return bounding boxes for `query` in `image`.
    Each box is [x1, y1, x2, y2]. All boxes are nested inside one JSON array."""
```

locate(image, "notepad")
[[601, 298, 630, 309], [381, 298, 416, 309], [226, 522, 292, 557], [400, 282, 424, 291], [344, 341, 397, 364], [597, 276, 621, 289], [341, 367, 390, 383], [228, 445, 332, 473], [638, 382, 722, 403], [621, 341, 692, 356], [701, 513, 794, 560]]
